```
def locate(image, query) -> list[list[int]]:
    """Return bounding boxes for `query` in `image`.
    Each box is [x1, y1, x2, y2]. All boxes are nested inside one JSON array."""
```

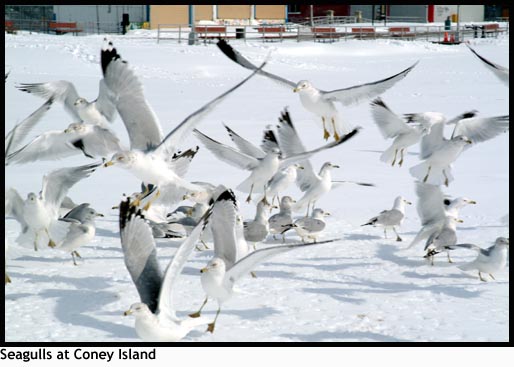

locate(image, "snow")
[[4, 30, 509, 342]]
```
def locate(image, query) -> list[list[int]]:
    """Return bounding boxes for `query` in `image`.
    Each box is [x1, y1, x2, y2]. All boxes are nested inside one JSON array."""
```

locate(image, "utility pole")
[[310, 5, 314, 27], [456, 5, 461, 42], [371, 5, 375, 25], [188, 5, 196, 45]]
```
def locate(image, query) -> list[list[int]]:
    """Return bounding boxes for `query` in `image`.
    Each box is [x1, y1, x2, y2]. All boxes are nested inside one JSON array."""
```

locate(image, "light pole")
[[188, 5, 196, 45], [310, 5, 314, 27], [456, 5, 461, 42]]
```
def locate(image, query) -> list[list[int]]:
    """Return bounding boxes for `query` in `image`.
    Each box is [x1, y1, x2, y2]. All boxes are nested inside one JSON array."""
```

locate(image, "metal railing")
[[156, 22, 509, 44]]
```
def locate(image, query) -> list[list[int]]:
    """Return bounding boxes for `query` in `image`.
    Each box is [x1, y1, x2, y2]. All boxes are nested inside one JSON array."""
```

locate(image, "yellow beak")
[[123, 310, 132, 316], [200, 267, 208, 273], [468, 200, 477, 204], [293, 88, 299, 93], [104, 161, 114, 167]]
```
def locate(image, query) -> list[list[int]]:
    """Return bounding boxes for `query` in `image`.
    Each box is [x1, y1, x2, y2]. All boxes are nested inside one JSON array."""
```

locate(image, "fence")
[[4, 19, 125, 34], [156, 22, 509, 44]]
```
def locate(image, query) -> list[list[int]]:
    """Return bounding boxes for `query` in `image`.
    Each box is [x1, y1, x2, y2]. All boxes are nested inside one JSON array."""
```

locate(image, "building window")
[[288, 4, 301, 14]]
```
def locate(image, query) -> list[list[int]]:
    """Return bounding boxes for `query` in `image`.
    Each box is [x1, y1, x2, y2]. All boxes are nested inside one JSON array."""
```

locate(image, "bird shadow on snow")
[[301, 287, 365, 305], [344, 233, 383, 241], [281, 330, 409, 342], [40, 288, 135, 340], [8, 271, 116, 291], [94, 227, 120, 239]]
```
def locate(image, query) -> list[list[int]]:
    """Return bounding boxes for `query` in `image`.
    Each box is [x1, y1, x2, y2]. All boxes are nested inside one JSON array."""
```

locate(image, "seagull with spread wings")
[[194, 115, 359, 203], [188, 188, 340, 333], [119, 195, 212, 342], [216, 39, 418, 141], [409, 112, 509, 186]]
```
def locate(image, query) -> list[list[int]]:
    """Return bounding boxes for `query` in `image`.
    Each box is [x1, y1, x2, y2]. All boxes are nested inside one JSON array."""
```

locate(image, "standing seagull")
[[49, 203, 104, 265], [189, 188, 340, 333], [370, 97, 432, 167], [466, 44, 509, 87], [243, 198, 275, 249], [216, 39, 418, 140], [291, 208, 330, 243], [269, 196, 295, 242], [362, 196, 412, 241], [423, 215, 462, 265], [453, 237, 509, 282], [119, 196, 212, 342], [409, 112, 509, 186]]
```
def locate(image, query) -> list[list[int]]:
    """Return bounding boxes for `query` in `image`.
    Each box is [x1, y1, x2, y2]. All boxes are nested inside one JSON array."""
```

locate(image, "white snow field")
[[5, 30, 509, 342]]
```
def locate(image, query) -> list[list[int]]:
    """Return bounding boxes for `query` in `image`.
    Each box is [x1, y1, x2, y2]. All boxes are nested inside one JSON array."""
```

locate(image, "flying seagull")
[[216, 39, 418, 141], [466, 44, 508, 87]]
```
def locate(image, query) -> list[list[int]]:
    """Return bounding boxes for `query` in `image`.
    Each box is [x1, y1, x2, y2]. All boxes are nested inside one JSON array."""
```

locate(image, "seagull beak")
[[468, 200, 477, 204], [405, 200, 412, 205], [457, 219, 464, 223], [104, 161, 114, 167], [200, 267, 208, 273], [272, 205, 279, 209], [466, 139, 473, 144], [96, 213, 105, 217], [325, 212, 331, 216], [293, 87, 299, 93], [64, 128, 70, 133], [332, 164, 340, 168], [123, 309, 132, 316]]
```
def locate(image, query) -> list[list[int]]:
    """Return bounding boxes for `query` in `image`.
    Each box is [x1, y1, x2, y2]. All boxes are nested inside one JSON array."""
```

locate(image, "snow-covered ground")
[[5, 30, 509, 342]]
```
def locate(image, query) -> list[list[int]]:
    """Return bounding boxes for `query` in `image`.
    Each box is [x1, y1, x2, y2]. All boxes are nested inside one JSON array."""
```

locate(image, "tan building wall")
[[217, 5, 251, 19], [150, 5, 188, 28], [255, 5, 286, 19], [195, 5, 213, 21]]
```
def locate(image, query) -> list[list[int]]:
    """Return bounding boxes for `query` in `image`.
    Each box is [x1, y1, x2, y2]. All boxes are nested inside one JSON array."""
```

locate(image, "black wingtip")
[[216, 38, 239, 64], [215, 188, 237, 205], [101, 40, 122, 75], [371, 97, 386, 108]]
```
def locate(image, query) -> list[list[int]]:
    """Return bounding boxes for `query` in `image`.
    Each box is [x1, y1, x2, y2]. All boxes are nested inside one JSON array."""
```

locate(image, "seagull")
[[370, 97, 432, 167], [119, 196, 212, 342], [466, 44, 509, 87], [243, 198, 275, 249], [216, 39, 418, 140], [5, 98, 54, 161], [362, 196, 412, 241], [272, 109, 372, 216], [6, 163, 100, 251], [269, 196, 295, 242], [406, 182, 477, 250], [257, 164, 304, 206], [453, 237, 509, 281], [188, 188, 340, 333], [49, 203, 104, 265], [103, 51, 268, 204], [194, 114, 360, 203], [409, 112, 509, 186], [423, 215, 462, 265], [6, 121, 124, 165], [290, 208, 330, 243], [16, 56, 117, 126]]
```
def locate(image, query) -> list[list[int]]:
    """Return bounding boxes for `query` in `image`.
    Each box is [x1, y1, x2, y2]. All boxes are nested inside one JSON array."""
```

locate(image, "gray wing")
[[295, 217, 326, 232], [224, 123, 265, 159], [167, 146, 200, 177], [158, 204, 212, 321], [194, 129, 260, 170], [452, 243, 486, 255], [5, 187, 28, 231], [62, 203, 91, 222], [419, 120, 445, 159], [321, 62, 418, 106], [211, 189, 239, 268], [415, 181, 446, 226], [119, 198, 162, 313], [93, 79, 117, 122], [216, 39, 296, 88], [5, 98, 53, 158], [377, 209, 404, 225], [6, 130, 80, 165], [41, 162, 100, 214], [467, 45, 509, 86], [370, 98, 413, 139], [152, 61, 268, 156], [226, 238, 340, 283], [275, 109, 317, 191], [101, 41, 163, 150], [79, 125, 124, 157], [16, 80, 81, 121], [451, 115, 509, 143], [279, 127, 360, 168]]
